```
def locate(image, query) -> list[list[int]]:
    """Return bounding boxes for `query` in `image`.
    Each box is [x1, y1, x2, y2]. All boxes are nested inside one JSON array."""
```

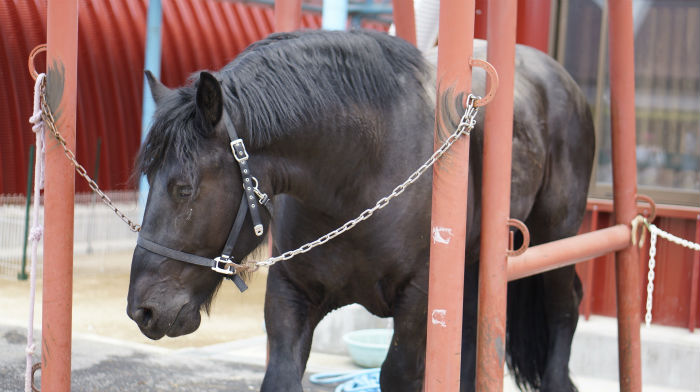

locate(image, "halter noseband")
[[136, 108, 270, 292]]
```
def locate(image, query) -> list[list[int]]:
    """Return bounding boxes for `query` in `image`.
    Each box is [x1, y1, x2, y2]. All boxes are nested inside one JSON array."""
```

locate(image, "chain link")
[[639, 216, 700, 326], [645, 230, 657, 326], [38, 78, 142, 232], [253, 94, 481, 267]]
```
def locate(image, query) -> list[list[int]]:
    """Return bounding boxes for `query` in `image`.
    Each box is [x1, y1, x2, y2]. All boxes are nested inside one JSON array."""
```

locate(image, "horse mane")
[[222, 29, 430, 148], [136, 29, 430, 179]]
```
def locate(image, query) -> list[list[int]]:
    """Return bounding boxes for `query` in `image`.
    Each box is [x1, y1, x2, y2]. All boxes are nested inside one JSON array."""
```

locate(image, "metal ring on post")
[[31, 362, 41, 392], [28, 44, 47, 81], [469, 58, 499, 107], [506, 218, 530, 257], [635, 194, 657, 222]]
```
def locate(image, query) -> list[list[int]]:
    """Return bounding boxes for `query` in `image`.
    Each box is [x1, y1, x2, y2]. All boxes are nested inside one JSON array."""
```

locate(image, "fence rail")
[[0, 190, 139, 279]]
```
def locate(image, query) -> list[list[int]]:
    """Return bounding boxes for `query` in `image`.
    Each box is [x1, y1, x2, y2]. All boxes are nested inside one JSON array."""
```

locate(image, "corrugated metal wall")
[[1, 0, 47, 197], [0, 0, 324, 195]]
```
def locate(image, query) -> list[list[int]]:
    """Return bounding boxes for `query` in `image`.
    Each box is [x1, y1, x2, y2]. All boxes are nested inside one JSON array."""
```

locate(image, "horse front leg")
[[261, 269, 321, 392], [380, 275, 428, 392]]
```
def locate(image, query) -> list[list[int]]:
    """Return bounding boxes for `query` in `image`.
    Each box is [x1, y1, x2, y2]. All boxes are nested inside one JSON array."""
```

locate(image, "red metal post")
[[42, 1, 78, 391], [608, 0, 642, 390], [391, 0, 416, 46], [688, 214, 700, 332], [424, 0, 475, 390], [274, 0, 302, 32], [582, 206, 600, 320], [475, 1, 517, 391], [474, 0, 488, 40], [515, 0, 550, 52], [507, 225, 631, 281]]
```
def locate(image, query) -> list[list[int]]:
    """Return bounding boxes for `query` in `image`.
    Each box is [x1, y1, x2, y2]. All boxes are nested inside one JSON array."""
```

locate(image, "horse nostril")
[[131, 307, 154, 329]]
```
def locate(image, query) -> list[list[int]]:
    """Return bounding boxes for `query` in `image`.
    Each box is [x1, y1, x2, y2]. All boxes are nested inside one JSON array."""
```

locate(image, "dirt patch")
[[0, 250, 267, 349]]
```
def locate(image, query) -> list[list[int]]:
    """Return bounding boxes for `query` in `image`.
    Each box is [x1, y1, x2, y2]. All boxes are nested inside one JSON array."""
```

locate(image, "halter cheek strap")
[[136, 108, 270, 293], [227, 114, 266, 238]]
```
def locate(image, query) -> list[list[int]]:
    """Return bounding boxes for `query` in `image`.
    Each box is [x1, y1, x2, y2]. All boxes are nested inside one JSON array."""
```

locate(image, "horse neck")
[[252, 118, 380, 217]]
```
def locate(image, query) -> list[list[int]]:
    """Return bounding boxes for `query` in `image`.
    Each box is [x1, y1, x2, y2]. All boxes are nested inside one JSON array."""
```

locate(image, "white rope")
[[25, 73, 46, 392], [640, 216, 700, 327]]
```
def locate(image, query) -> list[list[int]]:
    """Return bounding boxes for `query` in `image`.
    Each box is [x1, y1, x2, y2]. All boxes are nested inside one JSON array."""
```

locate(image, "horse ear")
[[195, 71, 223, 127], [144, 70, 172, 105]]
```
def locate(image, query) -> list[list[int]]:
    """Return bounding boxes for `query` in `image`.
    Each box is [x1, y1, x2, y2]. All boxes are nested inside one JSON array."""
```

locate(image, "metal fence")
[[0, 191, 139, 279]]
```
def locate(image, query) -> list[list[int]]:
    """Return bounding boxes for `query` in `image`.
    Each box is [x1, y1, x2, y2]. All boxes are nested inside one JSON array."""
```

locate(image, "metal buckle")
[[212, 256, 235, 275], [254, 224, 264, 237], [230, 139, 249, 163]]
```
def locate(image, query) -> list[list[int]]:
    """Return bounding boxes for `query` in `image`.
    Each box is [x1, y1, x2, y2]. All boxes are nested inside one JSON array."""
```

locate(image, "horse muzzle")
[[127, 300, 201, 339]]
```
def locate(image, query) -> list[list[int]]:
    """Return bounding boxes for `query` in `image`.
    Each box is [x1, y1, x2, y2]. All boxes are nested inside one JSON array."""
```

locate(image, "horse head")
[[126, 71, 268, 339]]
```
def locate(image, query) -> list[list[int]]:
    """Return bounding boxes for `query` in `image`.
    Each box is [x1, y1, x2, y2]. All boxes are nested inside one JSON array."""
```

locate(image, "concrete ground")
[[1, 250, 698, 391], [0, 250, 337, 391], [0, 323, 336, 391]]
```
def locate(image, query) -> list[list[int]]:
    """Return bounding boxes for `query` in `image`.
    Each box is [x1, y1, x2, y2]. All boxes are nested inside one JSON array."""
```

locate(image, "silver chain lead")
[[39, 79, 142, 232], [254, 94, 481, 267], [645, 229, 657, 326]]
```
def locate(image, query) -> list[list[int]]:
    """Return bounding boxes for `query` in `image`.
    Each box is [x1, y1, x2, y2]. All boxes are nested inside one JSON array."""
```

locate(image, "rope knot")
[[30, 73, 46, 126], [25, 344, 35, 356], [29, 114, 43, 130], [29, 227, 43, 242]]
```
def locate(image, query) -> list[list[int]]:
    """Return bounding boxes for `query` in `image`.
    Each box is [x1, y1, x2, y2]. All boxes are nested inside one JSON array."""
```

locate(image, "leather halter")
[[136, 110, 269, 292]]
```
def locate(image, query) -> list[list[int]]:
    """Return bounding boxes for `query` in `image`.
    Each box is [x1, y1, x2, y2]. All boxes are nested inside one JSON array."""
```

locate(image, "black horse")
[[127, 29, 594, 391]]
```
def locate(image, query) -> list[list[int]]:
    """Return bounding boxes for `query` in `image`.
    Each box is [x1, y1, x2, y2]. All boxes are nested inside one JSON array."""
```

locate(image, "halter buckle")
[[230, 139, 249, 163], [212, 256, 235, 275]]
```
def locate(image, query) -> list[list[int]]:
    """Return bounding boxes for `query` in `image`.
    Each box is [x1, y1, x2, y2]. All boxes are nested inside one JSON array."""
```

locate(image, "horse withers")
[[127, 30, 594, 392]]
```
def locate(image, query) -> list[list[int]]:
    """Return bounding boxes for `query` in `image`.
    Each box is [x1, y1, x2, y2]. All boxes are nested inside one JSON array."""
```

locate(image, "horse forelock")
[[135, 86, 206, 184]]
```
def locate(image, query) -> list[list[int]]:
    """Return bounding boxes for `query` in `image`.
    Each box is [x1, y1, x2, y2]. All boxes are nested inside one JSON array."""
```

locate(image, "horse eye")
[[176, 185, 193, 199]]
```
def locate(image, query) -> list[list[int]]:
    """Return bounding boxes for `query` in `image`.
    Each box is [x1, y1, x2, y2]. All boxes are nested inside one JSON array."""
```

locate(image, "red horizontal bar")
[[507, 224, 631, 281], [588, 198, 700, 221]]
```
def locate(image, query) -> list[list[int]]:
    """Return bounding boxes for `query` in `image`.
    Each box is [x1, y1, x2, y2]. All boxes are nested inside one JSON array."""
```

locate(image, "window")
[[554, 0, 700, 206]]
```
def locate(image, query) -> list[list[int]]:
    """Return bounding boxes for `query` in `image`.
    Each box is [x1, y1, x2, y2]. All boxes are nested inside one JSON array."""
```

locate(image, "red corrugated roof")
[[0, 0, 331, 194]]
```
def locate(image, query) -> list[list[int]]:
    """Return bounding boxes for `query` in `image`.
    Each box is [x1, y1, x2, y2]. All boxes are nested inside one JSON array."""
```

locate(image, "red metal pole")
[[688, 214, 700, 332], [608, 0, 642, 390], [392, 0, 416, 46], [42, 1, 78, 391], [274, 0, 302, 32], [515, 0, 550, 52], [506, 225, 631, 281], [474, 0, 487, 40], [424, 0, 475, 390], [475, 1, 516, 391], [582, 206, 600, 320]]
